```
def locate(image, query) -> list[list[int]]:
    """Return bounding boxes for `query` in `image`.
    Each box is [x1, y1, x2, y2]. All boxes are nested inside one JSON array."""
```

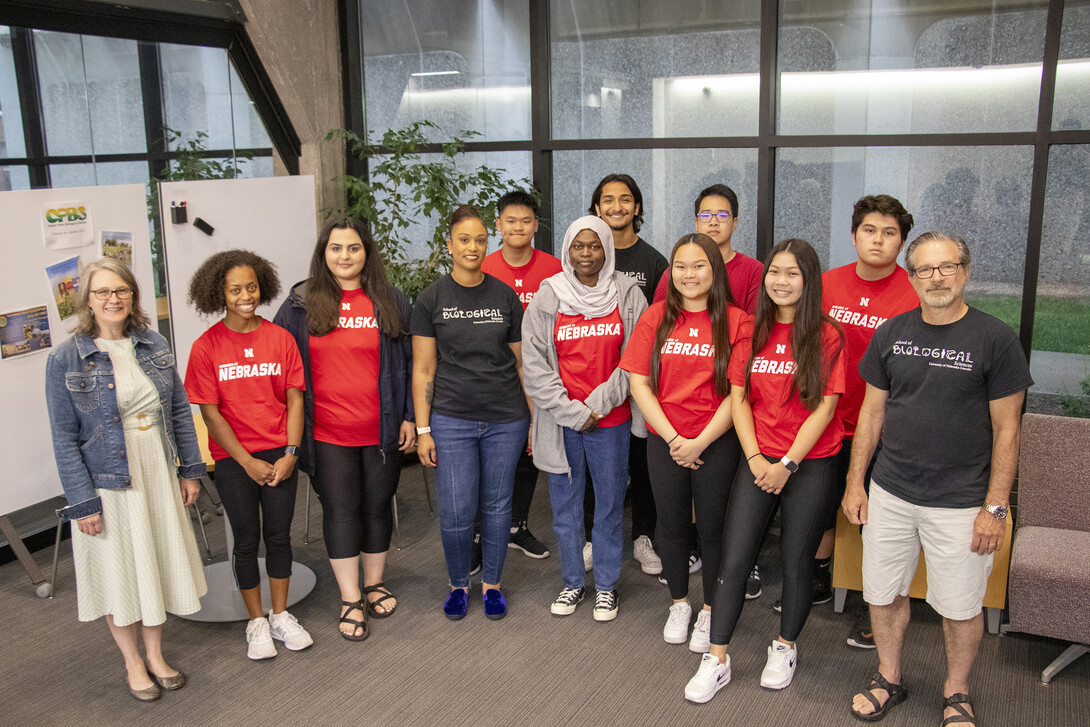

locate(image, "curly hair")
[[187, 249, 281, 316]]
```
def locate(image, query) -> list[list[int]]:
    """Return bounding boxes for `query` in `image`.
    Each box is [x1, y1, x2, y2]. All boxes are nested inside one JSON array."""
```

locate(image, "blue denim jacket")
[[45, 328, 207, 521]]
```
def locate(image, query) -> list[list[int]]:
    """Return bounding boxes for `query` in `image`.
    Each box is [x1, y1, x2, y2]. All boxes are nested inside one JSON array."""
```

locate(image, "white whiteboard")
[[0, 184, 155, 516], [159, 176, 317, 384]]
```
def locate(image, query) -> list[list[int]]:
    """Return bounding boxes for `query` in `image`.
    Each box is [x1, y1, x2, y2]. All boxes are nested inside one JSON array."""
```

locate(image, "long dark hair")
[[650, 234, 736, 397], [305, 216, 404, 338], [745, 238, 843, 411]]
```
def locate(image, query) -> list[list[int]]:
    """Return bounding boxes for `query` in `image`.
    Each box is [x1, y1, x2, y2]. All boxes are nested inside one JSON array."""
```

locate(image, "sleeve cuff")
[[56, 496, 102, 521]]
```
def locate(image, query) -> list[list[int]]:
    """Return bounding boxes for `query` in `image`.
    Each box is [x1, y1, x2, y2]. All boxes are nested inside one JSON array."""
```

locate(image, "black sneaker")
[[469, 532, 482, 576], [745, 564, 762, 600], [773, 574, 832, 612], [812, 558, 832, 605], [550, 586, 585, 616], [847, 606, 876, 649], [593, 589, 619, 621], [508, 521, 551, 559]]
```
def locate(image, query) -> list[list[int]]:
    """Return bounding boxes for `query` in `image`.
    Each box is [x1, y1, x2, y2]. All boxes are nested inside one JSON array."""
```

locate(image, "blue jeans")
[[549, 423, 630, 592], [431, 412, 530, 588]]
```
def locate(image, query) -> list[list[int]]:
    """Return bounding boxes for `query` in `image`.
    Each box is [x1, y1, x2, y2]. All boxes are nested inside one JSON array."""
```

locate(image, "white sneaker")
[[268, 610, 313, 651], [760, 640, 798, 689], [633, 535, 662, 575], [688, 553, 702, 573], [663, 601, 692, 644], [685, 653, 731, 703], [689, 608, 712, 653], [582, 541, 593, 572], [246, 617, 277, 660]]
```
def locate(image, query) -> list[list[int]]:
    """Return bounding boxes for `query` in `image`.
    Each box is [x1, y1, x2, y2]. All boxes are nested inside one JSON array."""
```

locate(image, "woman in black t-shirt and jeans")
[[411, 204, 531, 622]]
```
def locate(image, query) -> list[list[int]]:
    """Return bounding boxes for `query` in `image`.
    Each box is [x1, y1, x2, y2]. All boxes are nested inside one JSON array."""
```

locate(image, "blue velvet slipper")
[[483, 588, 507, 620], [444, 588, 469, 620]]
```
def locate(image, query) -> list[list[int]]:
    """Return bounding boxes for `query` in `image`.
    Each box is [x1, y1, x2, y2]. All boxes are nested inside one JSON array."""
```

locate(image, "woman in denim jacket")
[[45, 258, 207, 702]]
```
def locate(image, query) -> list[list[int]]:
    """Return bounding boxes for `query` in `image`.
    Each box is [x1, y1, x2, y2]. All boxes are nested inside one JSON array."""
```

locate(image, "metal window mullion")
[[10, 26, 49, 188]]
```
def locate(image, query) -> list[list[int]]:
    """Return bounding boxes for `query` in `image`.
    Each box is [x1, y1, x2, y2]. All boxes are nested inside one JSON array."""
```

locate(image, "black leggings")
[[711, 453, 838, 644], [647, 431, 742, 603], [313, 440, 400, 559], [510, 449, 539, 524], [214, 447, 299, 590]]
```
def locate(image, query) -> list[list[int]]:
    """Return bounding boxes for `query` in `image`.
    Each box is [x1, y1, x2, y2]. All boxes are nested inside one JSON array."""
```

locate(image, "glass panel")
[[50, 160, 148, 189], [552, 148, 759, 259], [773, 145, 1032, 333], [550, 2, 761, 140], [1031, 144, 1090, 415], [778, 1, 1049, 135], [361, 0, 531, 143], [1053, 1, 1090, 130], [35, 31, 145, 155], [160, 44, 271, 151], [0, 27, 26, 158], [0, 164, 30, 191]]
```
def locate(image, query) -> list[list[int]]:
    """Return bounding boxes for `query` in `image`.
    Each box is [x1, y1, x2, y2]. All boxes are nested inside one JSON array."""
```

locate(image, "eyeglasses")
[[90, 287, 134, 301], [911, 263, 962, 279], [696, 211, 733, 222]]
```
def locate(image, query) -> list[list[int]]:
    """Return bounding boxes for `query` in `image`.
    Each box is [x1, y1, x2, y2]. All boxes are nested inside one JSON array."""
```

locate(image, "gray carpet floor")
[[1, 463, 1087, 727]]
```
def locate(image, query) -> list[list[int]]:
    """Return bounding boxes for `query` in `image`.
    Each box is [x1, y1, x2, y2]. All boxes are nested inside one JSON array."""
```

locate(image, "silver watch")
[[983, 503, 1008, 520]]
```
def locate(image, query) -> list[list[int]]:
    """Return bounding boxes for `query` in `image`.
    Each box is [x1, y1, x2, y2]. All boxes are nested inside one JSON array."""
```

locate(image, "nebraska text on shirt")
[[339, 315, 377, 329], [660, 339, 714, 357], [219, 361, 282, 381], [750, 356, 797, 375], [556, 322, 621, 341], [828, 305, 888, 329]]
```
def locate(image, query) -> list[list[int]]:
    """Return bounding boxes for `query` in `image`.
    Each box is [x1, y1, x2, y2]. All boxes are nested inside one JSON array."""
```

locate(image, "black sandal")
[[851, 672, 907, 722], [942, 693, 977, 726], [339, 599, 368, 641], [363, 582, 397, 619]]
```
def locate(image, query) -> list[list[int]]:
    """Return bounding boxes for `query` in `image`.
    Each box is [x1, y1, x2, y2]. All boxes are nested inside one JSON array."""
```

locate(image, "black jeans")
[[313, 441, 400, 558], [584, 433, 657, 541], [510, 449, 539, 525], [646, 431, 742, 603], [214, 447, 299, 590], [711, 453, 838, 644]]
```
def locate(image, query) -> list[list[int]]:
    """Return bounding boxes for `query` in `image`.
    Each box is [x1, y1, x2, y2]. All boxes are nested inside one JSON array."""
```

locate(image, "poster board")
[[0, 184, 155, 516], [159, 176, 317, 385]]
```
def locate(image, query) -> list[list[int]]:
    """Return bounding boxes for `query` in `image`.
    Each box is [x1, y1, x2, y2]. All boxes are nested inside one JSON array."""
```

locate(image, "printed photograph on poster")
[[101, 230, 133, 267], [0, 305, 52, 359], [42, 201, 93, 250], [45, 256, 81, 321]]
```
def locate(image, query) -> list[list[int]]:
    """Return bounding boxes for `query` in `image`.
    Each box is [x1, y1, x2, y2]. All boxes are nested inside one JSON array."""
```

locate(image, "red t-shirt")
[[481, 248, 563, 310], [653, 250, 764, 315], [620, 301, 748, 438], [185, 319, 305, 461], [728, 321, 846, 459], [822, 264, 918, 436], [555, 307, 631, 428], [309, 288, 380, 446]]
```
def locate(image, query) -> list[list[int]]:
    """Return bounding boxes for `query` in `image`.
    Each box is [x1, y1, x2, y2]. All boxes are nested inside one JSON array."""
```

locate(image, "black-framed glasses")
[[911, 263, 962, 279], [696, 211, 733, 222], [90, 287, 134, 301]]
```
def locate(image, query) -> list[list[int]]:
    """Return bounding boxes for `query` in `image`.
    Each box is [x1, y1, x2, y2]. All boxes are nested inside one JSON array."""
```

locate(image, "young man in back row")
[[478, 190, 562, 563], [585, 173, 667, 576]]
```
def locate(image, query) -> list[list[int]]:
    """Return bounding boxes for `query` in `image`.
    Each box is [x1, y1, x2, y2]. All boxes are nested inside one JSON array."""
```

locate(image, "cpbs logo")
[[45, 206, 88, 223]]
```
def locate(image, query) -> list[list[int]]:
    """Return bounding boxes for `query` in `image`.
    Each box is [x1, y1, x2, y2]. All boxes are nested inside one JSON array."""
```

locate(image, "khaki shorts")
[[862, 481, 992, 621]]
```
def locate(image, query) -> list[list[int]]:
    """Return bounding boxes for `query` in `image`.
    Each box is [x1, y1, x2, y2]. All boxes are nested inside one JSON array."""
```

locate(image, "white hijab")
[[547, 215, 620, 318]]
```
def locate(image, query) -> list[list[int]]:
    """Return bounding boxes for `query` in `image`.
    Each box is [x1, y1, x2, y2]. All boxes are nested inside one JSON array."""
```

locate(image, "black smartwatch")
[[284, 445, 299, 457], [779, 456, 799, 474]]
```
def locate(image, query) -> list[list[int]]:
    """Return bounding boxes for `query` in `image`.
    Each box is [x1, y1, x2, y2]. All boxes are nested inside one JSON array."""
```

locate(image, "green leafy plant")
[[148, 129, 254, 296], [1058, 372, 1090, 418], [327, 121, 539, 300]]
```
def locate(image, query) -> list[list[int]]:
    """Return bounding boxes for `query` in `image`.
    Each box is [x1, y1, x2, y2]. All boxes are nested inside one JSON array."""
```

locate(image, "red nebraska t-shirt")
[[653, 250, 764, 314], [185, 318, 305, 461], [555, 307, 631, 428], [822, 264, 918, 436], [728, 321, 846, 459], [309, 288, 380, 446], [481, 248, 563, 310], [620, 301, 748, 438]]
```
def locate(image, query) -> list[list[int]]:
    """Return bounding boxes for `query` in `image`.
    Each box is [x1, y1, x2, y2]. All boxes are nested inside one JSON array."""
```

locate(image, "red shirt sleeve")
[[277, 324, 306, 392], [184, 331, 219, 405], [728, 312, 754, 386], [822, 322, 847, 396], [618, 303, 664, 376], [652, 270, 669, 304]]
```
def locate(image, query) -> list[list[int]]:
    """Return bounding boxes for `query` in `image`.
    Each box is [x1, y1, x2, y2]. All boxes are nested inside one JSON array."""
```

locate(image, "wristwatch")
[[983, 503, 1008, 520], [780, 456, 799, 474], [416, 426, 432, 435], [284, 445, 299, 457]]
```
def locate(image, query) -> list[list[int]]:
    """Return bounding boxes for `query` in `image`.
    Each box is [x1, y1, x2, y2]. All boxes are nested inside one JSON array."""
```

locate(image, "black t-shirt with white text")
[[411, 274, 528, 423], [859, 307, 1033, 508], [615, 236, 668, 306]]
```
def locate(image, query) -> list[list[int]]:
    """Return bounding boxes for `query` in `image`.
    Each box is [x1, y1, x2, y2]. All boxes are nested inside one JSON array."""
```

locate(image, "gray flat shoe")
[[151, 670, 186, 691], [128, 678, 161, 702]]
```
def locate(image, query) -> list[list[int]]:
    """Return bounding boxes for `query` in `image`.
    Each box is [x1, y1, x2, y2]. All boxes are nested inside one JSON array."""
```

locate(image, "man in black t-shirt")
[[842, 232, 1032, 725], [584, 174, 665, 578]]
